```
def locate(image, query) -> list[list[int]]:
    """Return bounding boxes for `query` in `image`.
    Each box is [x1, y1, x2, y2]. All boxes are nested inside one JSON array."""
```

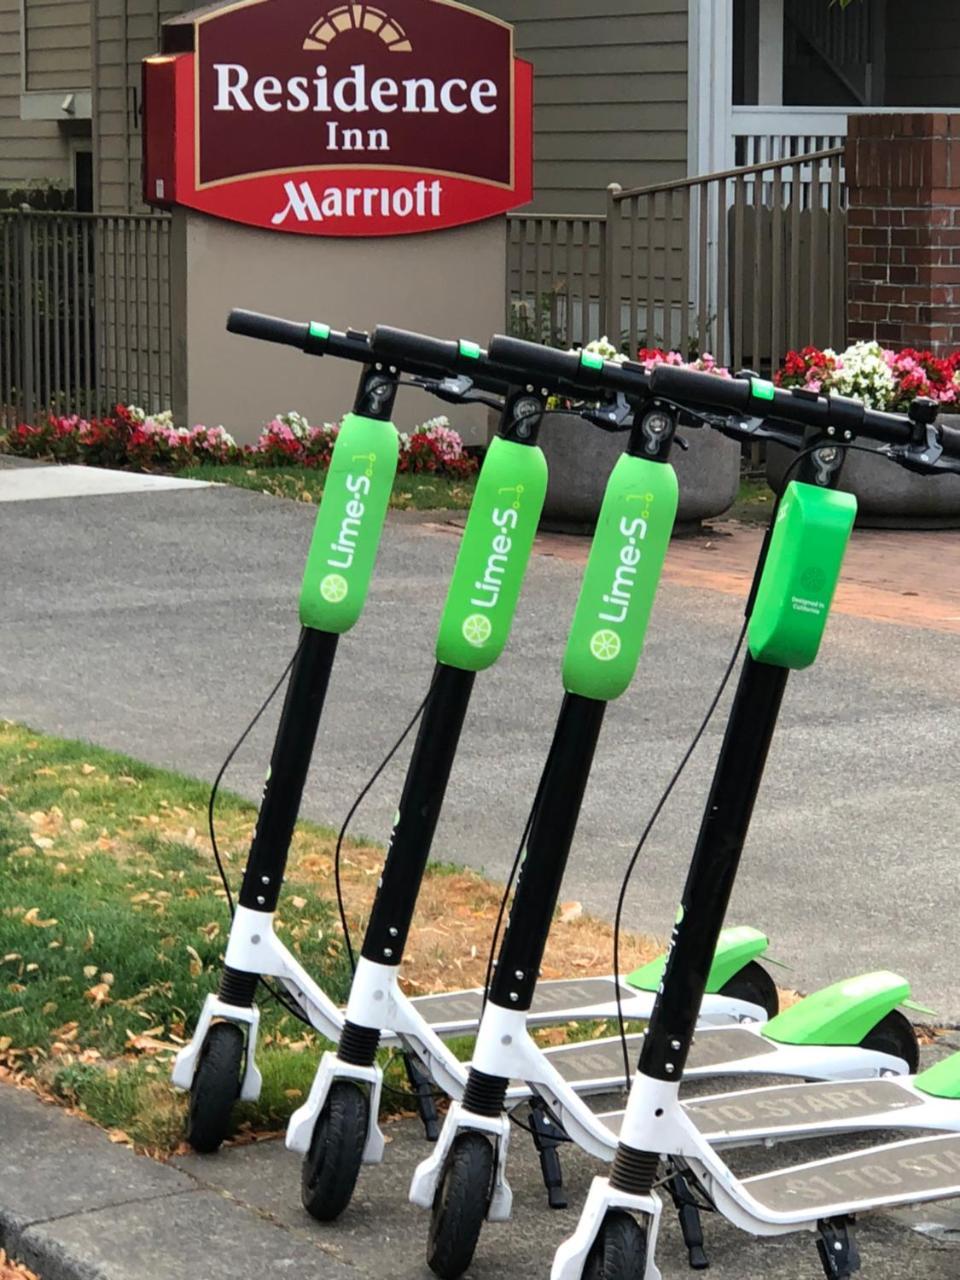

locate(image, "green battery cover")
[[435, 436, 548, 672], [298, 413, 399, 634], [747, 480, 857, 670], [562, 454, 679, 702]]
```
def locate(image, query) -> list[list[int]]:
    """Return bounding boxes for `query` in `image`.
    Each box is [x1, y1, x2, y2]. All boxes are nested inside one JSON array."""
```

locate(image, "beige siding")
[[484, 0, 689, 214], [25, 0, 90, 91], [0, 0, 78, 188], [93, 0, 183, 212]]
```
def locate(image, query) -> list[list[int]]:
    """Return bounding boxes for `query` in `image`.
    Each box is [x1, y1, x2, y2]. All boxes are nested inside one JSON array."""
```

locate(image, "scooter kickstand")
[[528, 1097, 568, 1210], [816, 1217, 861, 1280], [666, 1166, 709, 1270], [403, 1051, 440, 1142]]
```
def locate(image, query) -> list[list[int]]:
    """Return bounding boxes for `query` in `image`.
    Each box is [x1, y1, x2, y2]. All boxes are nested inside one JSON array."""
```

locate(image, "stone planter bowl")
[[765, 412, 960, 529], [537, 412, 740, 534]]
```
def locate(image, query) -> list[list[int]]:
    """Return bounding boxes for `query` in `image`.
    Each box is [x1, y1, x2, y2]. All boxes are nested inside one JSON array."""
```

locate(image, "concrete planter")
[[538, 413, 741, 533], [765, 413, 960, 529]]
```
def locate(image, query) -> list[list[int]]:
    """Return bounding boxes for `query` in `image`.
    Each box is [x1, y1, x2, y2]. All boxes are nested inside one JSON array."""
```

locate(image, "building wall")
[[885, 1, 960, 106], [0, 0, 90, 189], [484, 0, 690, 214], [92, 0, 182, 213]]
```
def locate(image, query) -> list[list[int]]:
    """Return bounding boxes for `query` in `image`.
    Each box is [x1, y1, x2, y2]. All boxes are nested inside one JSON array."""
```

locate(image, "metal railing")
[[506, 214, 605, 349], [1, 210, 173, 429], [507, 148, 847, 376]]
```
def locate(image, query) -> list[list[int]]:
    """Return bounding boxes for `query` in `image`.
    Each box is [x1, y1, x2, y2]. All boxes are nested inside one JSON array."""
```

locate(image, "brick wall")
[[846, 113, 960, 353]]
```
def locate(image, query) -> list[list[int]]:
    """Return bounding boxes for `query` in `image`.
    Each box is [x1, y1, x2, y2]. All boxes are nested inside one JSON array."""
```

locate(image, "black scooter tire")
[[717, 960, 779, 1019], [583, 1209, 648, 1280], [187, 1021, 245, 1153], [859, 1008, 920, 1073], [301, 1080, 369, 1222], [426, 1131, 495, 1279]]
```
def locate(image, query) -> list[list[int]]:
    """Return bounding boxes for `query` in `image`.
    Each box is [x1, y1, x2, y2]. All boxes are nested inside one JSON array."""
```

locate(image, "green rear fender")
[[435, 437, 548, 672], [762, 970, 911, 1047], [299, 414, 399, 634], [562, 455, 678, 701], [627, 925, 769, 994], [748, 480, 857, 670], [916, 1052, 960, 1100]]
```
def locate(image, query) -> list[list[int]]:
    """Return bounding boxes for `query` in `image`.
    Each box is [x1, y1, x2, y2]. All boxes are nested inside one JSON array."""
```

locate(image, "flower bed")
[[1, 406, 477, 479], [775, 342, 960, 411]]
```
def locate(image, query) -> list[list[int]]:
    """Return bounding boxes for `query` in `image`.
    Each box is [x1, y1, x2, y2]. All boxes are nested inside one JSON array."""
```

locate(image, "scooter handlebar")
[[227, 308, 309, 350], [486, 335, 585, 384], [648, 363, 924, 448], [371, 325, 463, 372]]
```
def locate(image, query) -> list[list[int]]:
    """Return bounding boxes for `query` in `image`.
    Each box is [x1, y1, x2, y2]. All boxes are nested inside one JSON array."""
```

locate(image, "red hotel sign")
[[143, 0, 533, 236]]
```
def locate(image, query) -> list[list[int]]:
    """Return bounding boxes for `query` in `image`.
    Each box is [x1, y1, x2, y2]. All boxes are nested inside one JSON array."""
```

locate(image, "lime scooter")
[[285, 325, 779, 1222], [173, 313, 782, 1155], [409, 339, 922, 1279], [550, 371, 959, 1280]]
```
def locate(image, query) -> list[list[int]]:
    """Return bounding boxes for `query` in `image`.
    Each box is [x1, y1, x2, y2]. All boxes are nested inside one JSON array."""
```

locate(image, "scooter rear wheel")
[[301, 1080, 369, 1222], [583, 1209, 647, 1280], [859, 1008, 919, 1073], [717, 960, 779, 1019], [187, 1021, 244, 1153], [426, 1131, 495, 1280]]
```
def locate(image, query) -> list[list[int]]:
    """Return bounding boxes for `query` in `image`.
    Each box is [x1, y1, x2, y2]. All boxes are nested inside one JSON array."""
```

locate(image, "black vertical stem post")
[[236, 628, 339, 913], [360, 662, 476, 966], [487, 693, 607, 1010], [638, 655, 788, 1081]]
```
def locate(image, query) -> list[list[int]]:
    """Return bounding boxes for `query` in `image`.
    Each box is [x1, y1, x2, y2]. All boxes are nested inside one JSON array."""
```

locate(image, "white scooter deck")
[[410, 977, 764, 1038], [533, 1020, 908, 1102], [667, 1072, 954, 1148], [739, 1130, 960, 1218]]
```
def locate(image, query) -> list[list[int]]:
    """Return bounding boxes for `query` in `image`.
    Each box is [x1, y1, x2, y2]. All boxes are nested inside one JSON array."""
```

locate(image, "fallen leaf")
[[31, 836, 54, 850], [108, 1129, 132, 1144], [558, 901, 583, 924], [84, 982, 112, 1006], [186, 945, 203, 978], [22, 907, 58, 928], [69, 818, 87, 832], [290, 895, 307, 910], [80, 763, 96, 775], [83, 965, 98, 979]]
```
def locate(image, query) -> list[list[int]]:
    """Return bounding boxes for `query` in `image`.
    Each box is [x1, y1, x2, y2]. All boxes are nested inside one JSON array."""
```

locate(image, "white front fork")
[[171, 905, 347, 1100], [286, 957, 471, 1160], [552, 1178, 664, 1280]]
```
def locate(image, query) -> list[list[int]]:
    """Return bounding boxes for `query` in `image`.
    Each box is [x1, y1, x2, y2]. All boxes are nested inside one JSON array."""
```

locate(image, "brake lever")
[[568, 392, 634, 433], [880, 423, 960, 476], [408, 375, 503, 412]]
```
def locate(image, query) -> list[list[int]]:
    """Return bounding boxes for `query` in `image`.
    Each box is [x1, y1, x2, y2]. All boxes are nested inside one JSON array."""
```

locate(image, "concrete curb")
[[0, 1085, 353, 1280]]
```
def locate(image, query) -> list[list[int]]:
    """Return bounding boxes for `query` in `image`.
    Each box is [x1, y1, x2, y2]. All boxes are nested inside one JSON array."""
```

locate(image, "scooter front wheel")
[[718, 960, 779, 1019], [301, 1080, 369, 1221], [426, 1131, 495, 1279], [583, 1209, 648, 1280], [187, 1021, 245, 1153]]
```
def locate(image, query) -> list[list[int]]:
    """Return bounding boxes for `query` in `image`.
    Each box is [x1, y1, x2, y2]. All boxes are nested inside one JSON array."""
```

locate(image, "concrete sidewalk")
[[2, 1083, 958, 1280]]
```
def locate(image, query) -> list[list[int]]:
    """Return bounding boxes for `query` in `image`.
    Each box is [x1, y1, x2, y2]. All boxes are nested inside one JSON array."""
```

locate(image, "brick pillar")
[[846, 113, 960, 354]]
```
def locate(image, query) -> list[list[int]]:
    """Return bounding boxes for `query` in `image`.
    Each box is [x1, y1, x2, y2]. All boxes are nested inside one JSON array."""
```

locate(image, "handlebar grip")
[[372, 325, 461, 372], [648, 364, 753, 413], [226, 308, 309, 349], [487, 335, 584, 383]]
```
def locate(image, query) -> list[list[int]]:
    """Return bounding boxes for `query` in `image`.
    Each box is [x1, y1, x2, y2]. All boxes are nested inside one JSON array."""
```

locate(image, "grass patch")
[[178, 464, 477, 511], [0, 721, 664, 1155]]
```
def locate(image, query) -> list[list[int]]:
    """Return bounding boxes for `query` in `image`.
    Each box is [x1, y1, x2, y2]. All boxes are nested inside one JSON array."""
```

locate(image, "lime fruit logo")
[[320, 573, 349, 603], [462, 613, 493, 648], [590, 629, 621, 662]]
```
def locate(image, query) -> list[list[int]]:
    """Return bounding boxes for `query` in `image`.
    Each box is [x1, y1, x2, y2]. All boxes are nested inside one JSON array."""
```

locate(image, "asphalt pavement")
[[2, 476, 960, 1017]]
